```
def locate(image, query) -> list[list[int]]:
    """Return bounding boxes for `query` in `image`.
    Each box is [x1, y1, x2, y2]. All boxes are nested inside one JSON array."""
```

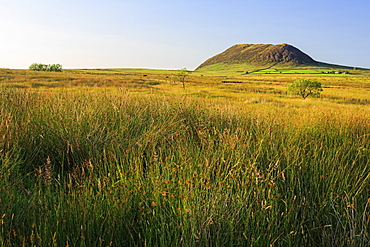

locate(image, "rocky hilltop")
[[196, 44, 318, 69]]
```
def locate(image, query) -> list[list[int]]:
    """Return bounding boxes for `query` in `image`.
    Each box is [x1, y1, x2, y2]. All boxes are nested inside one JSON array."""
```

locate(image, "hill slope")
[[196, 44, 318, 70]]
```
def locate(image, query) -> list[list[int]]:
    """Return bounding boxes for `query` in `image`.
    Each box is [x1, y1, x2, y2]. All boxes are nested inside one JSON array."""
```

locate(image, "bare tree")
[[176, 68, 190, 89]]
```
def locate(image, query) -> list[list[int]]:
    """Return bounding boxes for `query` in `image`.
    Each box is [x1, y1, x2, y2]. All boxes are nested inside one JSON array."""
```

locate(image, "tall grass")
[[1, 87, 369, 246]]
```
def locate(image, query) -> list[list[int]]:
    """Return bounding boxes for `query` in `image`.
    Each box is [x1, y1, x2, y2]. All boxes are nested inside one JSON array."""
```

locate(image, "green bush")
[[287, 78, 323, 99], [29, 63, 62, 72]]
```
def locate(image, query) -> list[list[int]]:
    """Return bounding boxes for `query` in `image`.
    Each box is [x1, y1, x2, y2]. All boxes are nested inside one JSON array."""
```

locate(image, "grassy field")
[[1, 68, 370, 246]]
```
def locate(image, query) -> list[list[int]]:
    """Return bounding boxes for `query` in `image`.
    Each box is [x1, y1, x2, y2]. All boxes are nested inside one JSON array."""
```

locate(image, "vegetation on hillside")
[[196, 44, 368, 76], [196, 44, 317, 70]]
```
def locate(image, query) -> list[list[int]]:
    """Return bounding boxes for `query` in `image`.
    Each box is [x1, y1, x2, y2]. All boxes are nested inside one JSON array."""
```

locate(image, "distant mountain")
[[196, 44, 318, 70]]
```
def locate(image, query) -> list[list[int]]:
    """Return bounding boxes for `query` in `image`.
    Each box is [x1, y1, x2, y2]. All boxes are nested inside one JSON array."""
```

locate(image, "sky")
[[1, 0, 369, 70]]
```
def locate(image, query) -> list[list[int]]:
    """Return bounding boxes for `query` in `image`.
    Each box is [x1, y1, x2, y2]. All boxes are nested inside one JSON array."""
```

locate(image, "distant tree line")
[[29, 63, 62, 72]]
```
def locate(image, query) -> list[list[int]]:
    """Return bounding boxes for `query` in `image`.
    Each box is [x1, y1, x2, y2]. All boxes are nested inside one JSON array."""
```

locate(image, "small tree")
[[287, 79, 323, 99], [176, 68, 190, 89]]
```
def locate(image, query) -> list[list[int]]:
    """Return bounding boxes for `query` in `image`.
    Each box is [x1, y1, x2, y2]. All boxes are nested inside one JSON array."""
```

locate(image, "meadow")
[[0, 68, 370, 246]]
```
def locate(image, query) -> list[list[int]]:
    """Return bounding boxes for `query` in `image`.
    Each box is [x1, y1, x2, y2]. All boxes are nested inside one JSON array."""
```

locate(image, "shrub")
[[29, 63, 62, 72], [287, 78, 323, 99]]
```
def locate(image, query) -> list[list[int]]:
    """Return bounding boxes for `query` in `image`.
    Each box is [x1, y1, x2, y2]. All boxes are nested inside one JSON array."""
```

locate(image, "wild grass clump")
[[1, 87, 369, 246]]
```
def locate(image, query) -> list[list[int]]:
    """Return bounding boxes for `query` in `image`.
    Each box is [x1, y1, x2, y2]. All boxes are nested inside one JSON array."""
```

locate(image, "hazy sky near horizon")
[[1, 0, 369, 70]]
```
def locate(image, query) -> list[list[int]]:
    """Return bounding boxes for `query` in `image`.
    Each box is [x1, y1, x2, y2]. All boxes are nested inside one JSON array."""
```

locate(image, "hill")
[[197, 44, 317, 69], [195, 44, 363, 75]]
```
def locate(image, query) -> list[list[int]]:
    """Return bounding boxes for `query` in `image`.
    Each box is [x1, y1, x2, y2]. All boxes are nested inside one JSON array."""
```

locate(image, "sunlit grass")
[[0, 68, 370, 246]]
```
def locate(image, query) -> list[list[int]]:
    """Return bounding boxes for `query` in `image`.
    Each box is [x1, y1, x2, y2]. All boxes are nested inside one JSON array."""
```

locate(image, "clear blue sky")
[[1, 0, 369, 70]]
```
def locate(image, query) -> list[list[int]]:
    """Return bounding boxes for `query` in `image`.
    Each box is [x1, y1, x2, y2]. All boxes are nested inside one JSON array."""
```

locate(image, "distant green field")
[[250, 68, 353, 75], [251, 68, 279, 74], [195, 63, 368, 76], [281, 69, 319, 74]]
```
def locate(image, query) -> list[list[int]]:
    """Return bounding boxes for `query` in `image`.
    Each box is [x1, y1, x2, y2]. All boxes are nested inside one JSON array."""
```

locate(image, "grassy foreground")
[[1, 69, 370, 246]]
